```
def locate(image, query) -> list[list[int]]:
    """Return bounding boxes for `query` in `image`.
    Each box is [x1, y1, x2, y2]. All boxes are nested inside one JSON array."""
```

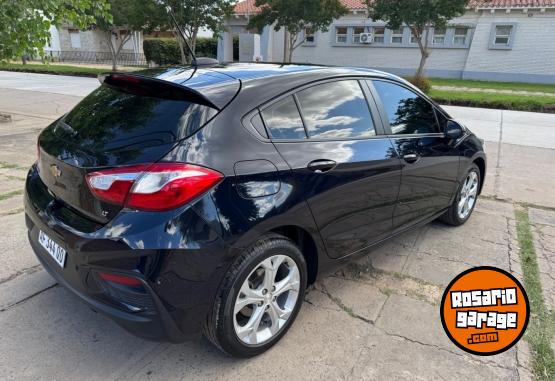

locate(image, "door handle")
[[307, 159, 337, 173], [403, 153, 419, 163]]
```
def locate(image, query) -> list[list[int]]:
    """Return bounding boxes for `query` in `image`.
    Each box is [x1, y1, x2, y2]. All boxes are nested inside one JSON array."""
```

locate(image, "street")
[[0, 71, 553, 380]]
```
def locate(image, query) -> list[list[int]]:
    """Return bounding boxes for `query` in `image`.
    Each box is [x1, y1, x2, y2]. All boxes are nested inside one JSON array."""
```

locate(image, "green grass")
[[0, 63, 112, 77], [429, 78, 555, 94], [514, 208, 555, 380], [430, 89, 555, 113]]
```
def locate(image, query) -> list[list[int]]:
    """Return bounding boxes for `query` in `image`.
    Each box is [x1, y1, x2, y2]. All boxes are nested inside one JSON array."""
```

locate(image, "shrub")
[[143, 37, 219, 66], [407, 75, 432, 94], [143, 38, 180, 65]]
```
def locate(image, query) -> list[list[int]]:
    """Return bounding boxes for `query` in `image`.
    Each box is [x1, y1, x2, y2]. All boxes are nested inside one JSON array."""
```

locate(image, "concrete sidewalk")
[[0, 71, 553, 381]]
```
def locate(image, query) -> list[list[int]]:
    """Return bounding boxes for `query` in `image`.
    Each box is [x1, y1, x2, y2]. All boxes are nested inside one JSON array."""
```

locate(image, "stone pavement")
[[0, 71, 553, 380]]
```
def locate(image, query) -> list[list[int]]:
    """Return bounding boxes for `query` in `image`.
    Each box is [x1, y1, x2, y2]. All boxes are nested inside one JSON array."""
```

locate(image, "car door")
[[368, 79, 460, 230], [260, 79, 402, 259]]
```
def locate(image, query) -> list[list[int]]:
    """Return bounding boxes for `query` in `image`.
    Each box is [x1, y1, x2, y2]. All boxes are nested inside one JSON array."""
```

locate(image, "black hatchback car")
[[25, 63, 486, 357]]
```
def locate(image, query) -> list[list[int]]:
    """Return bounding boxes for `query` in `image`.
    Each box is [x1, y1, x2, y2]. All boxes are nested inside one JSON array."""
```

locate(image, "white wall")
[[291, 13, 477, 77], [464, 10, 555, 81], [222, 9, 555, 82], [46, 25, 61, 51]]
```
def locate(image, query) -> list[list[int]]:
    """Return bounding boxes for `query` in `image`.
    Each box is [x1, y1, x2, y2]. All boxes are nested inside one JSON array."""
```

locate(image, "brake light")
[[86, 163, 223, 211]]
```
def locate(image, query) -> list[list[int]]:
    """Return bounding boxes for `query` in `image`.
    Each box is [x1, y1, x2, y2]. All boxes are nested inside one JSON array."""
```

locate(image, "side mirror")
[[445, 120, 464, 139]]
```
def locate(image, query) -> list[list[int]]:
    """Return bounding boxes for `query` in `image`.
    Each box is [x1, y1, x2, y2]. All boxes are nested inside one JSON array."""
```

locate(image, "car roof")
[[133, 63, 403, 110], [209, 62, 399, 82]]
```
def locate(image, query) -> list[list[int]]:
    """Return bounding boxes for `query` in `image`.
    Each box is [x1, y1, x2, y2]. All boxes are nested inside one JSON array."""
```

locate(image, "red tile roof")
[[469, 0, 555, 7], [233, 0, 555, 14], [233, 0, 260, 14], [339, 0, 366, 9], [233, 0, 366, 14]]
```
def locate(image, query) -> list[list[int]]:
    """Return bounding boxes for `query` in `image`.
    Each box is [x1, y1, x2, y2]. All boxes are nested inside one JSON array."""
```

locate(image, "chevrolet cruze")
[[25, 63, 486, 357]]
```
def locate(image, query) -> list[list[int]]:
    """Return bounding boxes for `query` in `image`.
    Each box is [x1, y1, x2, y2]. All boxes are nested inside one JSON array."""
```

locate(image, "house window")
[[433, 28, 446, 44], [68, 29, 81, 49], [304, 28, 315, 44], [453, 27, 468, 45], [353, 27, 365, 44], [336, 27, 347, 43], [494, 25, 513, 46], [391, 28, 403, 44], [373, 27, 385, 43]]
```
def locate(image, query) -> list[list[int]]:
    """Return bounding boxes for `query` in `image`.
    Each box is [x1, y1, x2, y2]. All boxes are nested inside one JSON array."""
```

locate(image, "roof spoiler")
[[98, 73, 219, 110]]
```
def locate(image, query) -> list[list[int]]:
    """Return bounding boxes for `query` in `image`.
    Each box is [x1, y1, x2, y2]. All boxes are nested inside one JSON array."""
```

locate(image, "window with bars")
[[304, 28, 315, 44], [494, 25, 513, 46], [433, 28, 446, 44], [373, 27, 385, 43], [68, 29, 81, 49], [391, 28, 403, 43], [453, 28, 468, 45], [336, 27, 348, 43]]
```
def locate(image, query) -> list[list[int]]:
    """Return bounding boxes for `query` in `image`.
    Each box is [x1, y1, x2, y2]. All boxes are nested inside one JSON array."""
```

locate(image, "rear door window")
[[296, 80, 375, 139], [261, 95, 307, 140], [371, 80, 440, 135]]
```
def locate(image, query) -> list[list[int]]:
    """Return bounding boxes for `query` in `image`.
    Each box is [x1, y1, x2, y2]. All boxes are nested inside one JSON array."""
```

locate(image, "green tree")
[[161, 0, 233, 64], [248, 0, 348, 63], [0, 0, 111, 62], [366, 0, 468, 79], [95, 0, 162, 71]]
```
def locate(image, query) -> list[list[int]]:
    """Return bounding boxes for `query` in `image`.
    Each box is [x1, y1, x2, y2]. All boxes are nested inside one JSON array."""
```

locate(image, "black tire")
[[439, 163, 481, 226], [203, 233, 307, 357]]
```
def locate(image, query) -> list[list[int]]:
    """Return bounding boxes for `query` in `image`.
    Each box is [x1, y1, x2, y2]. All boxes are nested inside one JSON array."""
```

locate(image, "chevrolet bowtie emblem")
[[50, 164, 62, 178]]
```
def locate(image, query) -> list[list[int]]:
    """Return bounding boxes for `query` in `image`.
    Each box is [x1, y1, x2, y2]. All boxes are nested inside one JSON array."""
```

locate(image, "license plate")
[[38, 230, 66, 268]]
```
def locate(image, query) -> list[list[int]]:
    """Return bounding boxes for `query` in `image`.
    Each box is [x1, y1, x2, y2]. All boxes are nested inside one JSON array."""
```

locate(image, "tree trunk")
[[106, 34, 117, 71], [176, 35, 187, 64], [289, 33, 306, 63], [191, 28, 198, 56], [415, 53, 428, 79], [107, 31, 132, 71], [175, 30, 187, 65], [288, 34, 295, 63], [282, 27, 288, 63], [413, 27, 430, 79]]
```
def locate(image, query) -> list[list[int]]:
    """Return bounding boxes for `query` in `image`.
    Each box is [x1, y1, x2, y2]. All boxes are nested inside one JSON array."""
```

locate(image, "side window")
[[372, 80, 440, 135], [261, 96, 306, 140], [296, 80, 375, 139]]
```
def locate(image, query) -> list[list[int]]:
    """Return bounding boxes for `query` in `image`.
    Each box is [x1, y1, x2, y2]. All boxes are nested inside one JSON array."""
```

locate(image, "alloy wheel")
[[457, 171, 479, 220], [233, 255, 300, 345]]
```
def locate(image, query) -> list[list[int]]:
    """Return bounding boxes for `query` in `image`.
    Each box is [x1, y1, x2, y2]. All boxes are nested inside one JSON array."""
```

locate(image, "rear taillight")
[[85, 163, 223, 211]]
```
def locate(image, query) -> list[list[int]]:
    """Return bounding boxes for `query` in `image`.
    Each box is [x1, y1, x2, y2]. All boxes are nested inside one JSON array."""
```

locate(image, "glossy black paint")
[[25, 63, 486, 342]]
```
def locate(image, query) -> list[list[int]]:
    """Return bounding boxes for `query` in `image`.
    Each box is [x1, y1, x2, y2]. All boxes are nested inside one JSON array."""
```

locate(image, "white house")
[[219, 0, 555, 83], [46, 25, 144, 64]]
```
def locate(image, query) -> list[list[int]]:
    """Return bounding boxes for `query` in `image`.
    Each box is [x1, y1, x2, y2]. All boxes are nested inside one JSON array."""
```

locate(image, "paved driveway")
[[0, 71, 554, 380]]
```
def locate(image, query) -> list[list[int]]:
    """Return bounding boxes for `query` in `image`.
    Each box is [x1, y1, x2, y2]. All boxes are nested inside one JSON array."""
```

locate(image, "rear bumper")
[[25, 211, 189, 343], [24, 164, 232, 343]]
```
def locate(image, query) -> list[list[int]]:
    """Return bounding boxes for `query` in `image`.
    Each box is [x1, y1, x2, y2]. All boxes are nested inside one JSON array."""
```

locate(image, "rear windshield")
[[57, 85, 216, 152]]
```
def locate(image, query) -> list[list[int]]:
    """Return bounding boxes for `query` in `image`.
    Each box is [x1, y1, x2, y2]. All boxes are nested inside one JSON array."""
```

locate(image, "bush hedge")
[[143, 37, 219, 65], [406, 75, 432, 94]]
